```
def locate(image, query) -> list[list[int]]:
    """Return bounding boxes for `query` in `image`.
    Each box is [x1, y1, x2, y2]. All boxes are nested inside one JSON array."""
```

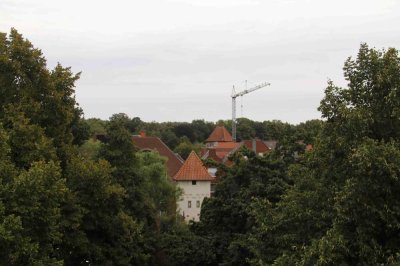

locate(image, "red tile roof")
[[242, 139, 271, 154], [132, 136, 183, 177], [202, 149, 223, 163], [173, 151, 214, 181], [216, 151, 231, 159], [202, 142, 240, 163], [205, 126, 233, 142]]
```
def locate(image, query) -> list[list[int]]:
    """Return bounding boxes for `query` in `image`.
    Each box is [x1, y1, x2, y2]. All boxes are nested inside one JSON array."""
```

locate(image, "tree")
[[98, 114, 157, 264], [136, 151, 179, 264], [257, 44, 400, 265], [262, 120, 294, 141], [78, 138, 102, 160], [249, 161, 334, 265], [161, 224, 216, 266], [4, 161, 67, 265], [85, 118, 107, 136], [136, 151, 177, 219], [194, 150, 290, 265], [0, 126, 39, 265], [0, 29, 86, 166], [236, 117, 256, 141], [319, 44, 400, 142], [300, 140, 400, 265], [71, 111, 91, 146], [190, 119, 214, 142], [0, 28, 186, 265], [173, 137, 202, 160], [174, 123, 196, 142], [2, 105, 57, 169], [160, 129, 180, 150], [298, 44, 400, 265], [294, 119, 324, 144], [99, 114, 138, 181], [129, 116, 143, 134], [63, 157, 145, 265]]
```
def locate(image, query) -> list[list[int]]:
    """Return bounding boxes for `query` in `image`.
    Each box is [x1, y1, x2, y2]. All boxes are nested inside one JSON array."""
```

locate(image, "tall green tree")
[[63, 157, 145, 265], [193, 149, 289, 265], [0, 28, 87, 165], [0, 158, 67, 265], [298, 44, 400, 265], [136, 151, 177, 221], [98, 114, 157, 264], [161, 224, 216, 266], [136, 151, 180, 265], [2, 105, 57, 169], [98, 114, 143, 211], [253, 44, 400, 265], [0, 127, 39, 265]]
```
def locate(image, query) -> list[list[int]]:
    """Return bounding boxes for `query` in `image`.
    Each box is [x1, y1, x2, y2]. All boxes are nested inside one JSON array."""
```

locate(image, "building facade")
[[173, 151, 214, 221]]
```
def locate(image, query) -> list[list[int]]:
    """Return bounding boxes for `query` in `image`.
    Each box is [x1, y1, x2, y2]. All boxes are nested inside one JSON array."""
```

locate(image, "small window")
[[188, 201, 192, 208], [196, 200, 200, 208], [192, 181, 197, 185]]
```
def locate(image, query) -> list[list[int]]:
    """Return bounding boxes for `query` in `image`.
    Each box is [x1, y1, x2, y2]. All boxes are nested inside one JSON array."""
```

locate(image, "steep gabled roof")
[[132, 136, 183, 177], [205, 126, 233, 142], [242, 139, 271, 154], [174, 151, 214, 181]]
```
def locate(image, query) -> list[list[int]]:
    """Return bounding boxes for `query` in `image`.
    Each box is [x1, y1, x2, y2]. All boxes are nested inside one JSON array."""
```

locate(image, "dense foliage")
[[164, 44, 400, 265], [0, 29, 177, 265]]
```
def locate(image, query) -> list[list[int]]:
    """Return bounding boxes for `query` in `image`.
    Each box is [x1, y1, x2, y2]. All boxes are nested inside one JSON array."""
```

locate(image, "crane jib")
[[231, 82, 271, 141]]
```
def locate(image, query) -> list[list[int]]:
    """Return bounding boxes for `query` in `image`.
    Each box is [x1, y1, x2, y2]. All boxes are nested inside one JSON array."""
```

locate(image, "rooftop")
[[242, 139, 271, 154], [132, 133, 183, 177], [205, 126, 233, 142], [174, 151, 214, 181]]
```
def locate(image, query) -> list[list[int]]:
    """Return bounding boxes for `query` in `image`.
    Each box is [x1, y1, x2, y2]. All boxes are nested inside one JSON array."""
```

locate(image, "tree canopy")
[[0, 29, 178, 265]]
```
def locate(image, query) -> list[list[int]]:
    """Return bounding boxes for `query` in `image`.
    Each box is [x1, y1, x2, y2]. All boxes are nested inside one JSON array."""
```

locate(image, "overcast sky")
[[1, 0, 400, 123]]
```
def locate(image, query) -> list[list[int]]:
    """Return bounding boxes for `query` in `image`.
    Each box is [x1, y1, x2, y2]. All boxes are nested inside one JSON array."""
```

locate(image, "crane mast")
[[231, 82, 270, 141]]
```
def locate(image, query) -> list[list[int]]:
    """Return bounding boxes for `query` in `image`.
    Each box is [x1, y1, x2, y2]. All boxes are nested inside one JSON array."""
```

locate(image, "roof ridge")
[[206, 126, 233, 142], [155, 136, 185, 163], [132, 135, 183, 177], [173, 151, 213, 181]]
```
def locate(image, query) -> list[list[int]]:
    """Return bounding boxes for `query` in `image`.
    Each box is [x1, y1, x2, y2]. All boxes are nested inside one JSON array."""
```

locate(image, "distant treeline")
[[85, 116, 323, 151]]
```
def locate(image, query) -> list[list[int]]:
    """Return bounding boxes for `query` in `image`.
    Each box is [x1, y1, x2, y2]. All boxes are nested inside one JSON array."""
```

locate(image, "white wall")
[[208, 167, 217, 177], [176, 180, 210, 222]]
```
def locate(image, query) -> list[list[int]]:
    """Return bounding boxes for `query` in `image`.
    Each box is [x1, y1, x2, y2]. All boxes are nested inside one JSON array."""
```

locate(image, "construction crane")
[[231, 81, 270, 141]]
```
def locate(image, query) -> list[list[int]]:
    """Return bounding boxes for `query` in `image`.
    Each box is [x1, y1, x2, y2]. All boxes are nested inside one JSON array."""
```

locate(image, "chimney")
[[139, 131, 146, 138], [252, 139, 257, 152]]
